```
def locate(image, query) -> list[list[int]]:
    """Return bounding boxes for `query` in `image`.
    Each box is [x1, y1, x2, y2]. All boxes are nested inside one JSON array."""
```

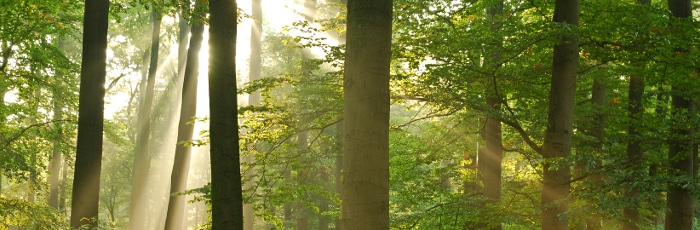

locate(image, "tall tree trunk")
[[244, 0, 262, 229], [208, 0, 243, 228], [341, 0, 392, 229], [622, 75, 644, 230], [295, 1, 317, 229], [622, 3, 650, 229], [479, 1, 504, 229], [540, 0, 579, 229], [665, 0, 694, 229], [70, 0, 109, 227], [48, 92, 63, 208], [164, 8, 205, 230], [581, 80, 605, 230], [129, 11, 161, 230]]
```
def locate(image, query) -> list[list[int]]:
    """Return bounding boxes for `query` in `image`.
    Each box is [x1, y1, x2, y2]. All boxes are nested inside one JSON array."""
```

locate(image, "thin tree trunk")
[[622, 74, 644, 229], [48, 92, 64, 208], [59, 156, 68, 212], [243, 1, 263, 229], [541, 0, 579, 229], [129, 11, 161, 230], [208, 0, 243, 228], [295, 1, 316, 229], [583, 80, 605, 230], [341, 0, 392, 229], [164, 7, 204, 230], [70, 0, 109, 227]]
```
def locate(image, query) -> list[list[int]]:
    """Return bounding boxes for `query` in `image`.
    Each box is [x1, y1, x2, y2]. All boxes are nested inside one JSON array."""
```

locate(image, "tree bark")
[[665, 0, 694, 229], [540, 0, 578, 229], [208, 0, 243, 228], [164, 8, 205, 230], [341, 0, 392, 229], [70, 0, 109, 227], [129, 11, 161, 230]]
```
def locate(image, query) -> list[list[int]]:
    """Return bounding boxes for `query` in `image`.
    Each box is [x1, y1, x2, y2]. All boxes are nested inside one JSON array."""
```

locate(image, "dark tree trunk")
[[341, 0, 392, 229], [208, 0, 243, 228], [582, 79, 605, 230], [164, 7, 205, 230], [622, 1, 650, 228], [129, 11, 161, 230], [540, 0, 579, 229], [623, 74, 644, 230], [665, 0, 695, 229], [70, 0, 109, 227]]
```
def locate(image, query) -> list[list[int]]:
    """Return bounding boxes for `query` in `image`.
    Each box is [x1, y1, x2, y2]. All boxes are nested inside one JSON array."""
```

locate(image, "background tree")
[[165, 1, 206, 229]]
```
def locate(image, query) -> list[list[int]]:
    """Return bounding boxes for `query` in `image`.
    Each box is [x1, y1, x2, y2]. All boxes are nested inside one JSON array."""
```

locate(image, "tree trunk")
[[70, 0, 109, 227], [295, 1, 317, 229], [244, 0, 262, 229], [129, 11, 161, 230], [341, 0, 392, 229], [622, 74, 643, 230], [582, 79, 605, 230], [540, 0, 579, 229], [665, 0, 694, 229], [208, 0, 243, 228], [164, 8, 205, 230], [48, 92, 63, 208], [622, 2, 650, 228], [479, 1, 504, 229]]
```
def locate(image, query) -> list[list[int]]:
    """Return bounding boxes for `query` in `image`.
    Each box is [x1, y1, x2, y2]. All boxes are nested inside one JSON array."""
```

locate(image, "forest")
[[0, 0, 699, 229]]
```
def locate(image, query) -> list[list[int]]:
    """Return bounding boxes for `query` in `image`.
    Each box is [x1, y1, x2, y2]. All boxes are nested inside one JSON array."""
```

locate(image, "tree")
[[48, 88, 64, 208], [243, 1, 262, 229], [540, 0, 579, 229], [665, 0, 695, 229], [478, 1, 504, 229], [128, 10, 162, 229], [341, 0, 392, 229], [70, 0, 110, 227], [208, 0, 243, 228], [165, 3, 205, 229]]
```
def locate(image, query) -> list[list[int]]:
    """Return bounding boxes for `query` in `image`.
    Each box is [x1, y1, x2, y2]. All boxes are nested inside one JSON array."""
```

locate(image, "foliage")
[[0, 197, 68, 229]]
